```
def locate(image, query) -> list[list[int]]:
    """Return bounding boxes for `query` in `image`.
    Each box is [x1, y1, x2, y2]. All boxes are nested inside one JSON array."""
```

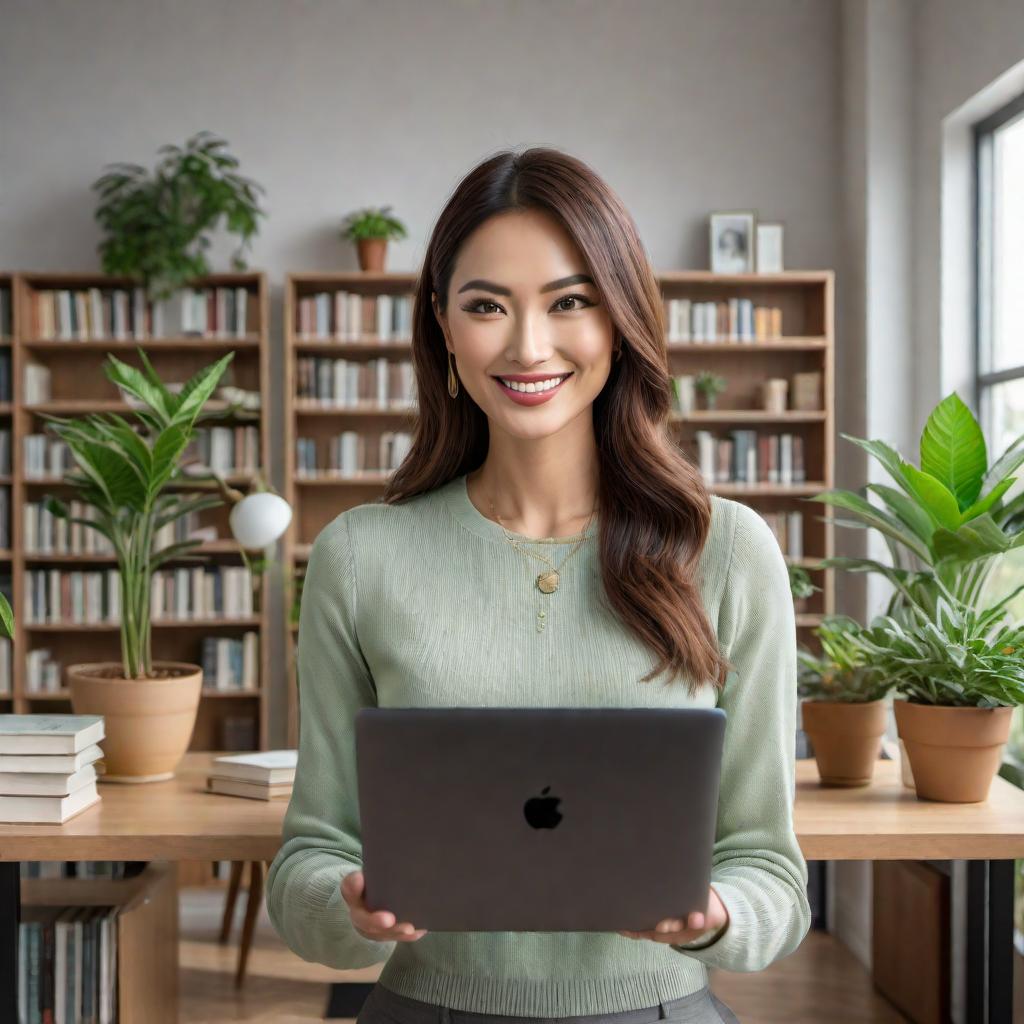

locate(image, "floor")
[[178, 884, 922, 1024]]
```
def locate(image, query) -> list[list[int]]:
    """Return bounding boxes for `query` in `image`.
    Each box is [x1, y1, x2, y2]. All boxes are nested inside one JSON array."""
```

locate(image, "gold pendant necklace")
[[488, 496, 596, 595]]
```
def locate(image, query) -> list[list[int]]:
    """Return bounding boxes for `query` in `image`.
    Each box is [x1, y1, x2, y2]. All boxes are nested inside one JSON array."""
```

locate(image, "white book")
[[0, 779, 100, 823], [0, 714, 104, 754], [0, 761, 97, 796], [211, 749, 296, 783], [0, 743, 103, 775]]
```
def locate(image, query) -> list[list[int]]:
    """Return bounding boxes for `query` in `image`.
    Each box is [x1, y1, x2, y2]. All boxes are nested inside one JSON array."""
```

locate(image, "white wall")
[[0, 0, 847, 744]]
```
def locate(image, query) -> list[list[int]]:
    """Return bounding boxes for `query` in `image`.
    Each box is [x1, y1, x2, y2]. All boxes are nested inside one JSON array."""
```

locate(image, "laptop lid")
[[355, 706, 726, 931]]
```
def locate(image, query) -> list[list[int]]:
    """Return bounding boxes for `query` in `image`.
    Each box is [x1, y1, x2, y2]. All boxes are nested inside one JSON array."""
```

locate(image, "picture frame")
[[709, 211, 755, 273], [756, 223, 784, 273]]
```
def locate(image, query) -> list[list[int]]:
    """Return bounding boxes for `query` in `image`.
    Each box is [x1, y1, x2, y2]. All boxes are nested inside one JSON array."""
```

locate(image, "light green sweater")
[[265, 472, 811, 1016]]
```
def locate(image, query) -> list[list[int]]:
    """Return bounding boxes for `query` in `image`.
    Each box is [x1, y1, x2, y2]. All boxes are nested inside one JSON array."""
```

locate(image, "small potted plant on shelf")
[[92, 129, 267, 302], [39, 348, 235, 783], [340, 205, 407, 272], [788, 563, 819, 615], [797, 615, 892, 786], [847, 571, 1024, 802], [694, 370, 726, 410]]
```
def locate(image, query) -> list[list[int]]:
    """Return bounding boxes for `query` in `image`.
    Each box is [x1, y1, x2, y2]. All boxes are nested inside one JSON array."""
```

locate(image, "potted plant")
[[39, 348, 235, 783], [788, 563, 819, 615], [340, 205, 407, 272], [847, 570, 1024, 802], [694, 370, 726, 410], [806, 391, 1024, 787], [797, 615, 892, 786], [92, 130, 267, 302]]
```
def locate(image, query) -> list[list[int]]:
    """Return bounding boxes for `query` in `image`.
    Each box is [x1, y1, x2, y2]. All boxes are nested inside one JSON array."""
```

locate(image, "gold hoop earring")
[[447, 350, 459, 398]]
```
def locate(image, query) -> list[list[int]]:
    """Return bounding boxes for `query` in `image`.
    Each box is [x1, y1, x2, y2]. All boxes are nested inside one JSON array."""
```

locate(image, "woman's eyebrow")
[[456, 273, 595, 296]]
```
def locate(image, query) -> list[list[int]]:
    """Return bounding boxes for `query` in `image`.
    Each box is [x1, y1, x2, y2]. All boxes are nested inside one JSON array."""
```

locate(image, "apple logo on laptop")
[[523, 785, 562, 829]]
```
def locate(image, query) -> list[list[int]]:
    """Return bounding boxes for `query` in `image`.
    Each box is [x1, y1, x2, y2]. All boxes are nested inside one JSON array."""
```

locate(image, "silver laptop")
[[354, 706, 726, 931]]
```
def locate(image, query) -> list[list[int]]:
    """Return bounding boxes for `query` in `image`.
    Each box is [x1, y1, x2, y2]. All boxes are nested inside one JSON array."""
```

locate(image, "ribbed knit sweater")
[[265, 472, 811, 1017]]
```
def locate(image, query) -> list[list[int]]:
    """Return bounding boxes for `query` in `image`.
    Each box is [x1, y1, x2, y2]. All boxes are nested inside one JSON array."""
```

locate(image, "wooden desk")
[[1, 753, 1021, 1022]]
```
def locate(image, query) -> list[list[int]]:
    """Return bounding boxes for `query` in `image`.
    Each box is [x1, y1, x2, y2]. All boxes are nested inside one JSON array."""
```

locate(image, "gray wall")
[[0, 0, 847, 747]]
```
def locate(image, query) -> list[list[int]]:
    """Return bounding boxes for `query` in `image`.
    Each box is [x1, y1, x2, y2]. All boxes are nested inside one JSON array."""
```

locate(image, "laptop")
[[354, 706, 726, 931]]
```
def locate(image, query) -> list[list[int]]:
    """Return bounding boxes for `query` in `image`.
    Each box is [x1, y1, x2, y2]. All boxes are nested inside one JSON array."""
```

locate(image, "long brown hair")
[[382, 146, 733, 696]]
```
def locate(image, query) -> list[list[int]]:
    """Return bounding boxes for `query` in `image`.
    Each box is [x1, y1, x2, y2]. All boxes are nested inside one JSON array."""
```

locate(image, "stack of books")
[[205, 749, 296, 800], [0, 714, 105, 823]]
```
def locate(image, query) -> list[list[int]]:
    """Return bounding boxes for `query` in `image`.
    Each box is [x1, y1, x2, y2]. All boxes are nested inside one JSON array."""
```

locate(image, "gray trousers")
[[357, 983, 741, 1024]]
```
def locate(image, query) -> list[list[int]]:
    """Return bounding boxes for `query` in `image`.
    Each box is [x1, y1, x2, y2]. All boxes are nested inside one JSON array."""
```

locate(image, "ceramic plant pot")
[[893, 698, 1014, 802], [800, 698, 888, 786], [66, 661, 203, 783], [357, 237, 387, 272]]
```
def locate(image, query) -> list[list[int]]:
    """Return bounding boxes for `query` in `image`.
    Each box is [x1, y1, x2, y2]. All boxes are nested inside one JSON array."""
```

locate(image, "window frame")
[[972, 90, 1024, 446]]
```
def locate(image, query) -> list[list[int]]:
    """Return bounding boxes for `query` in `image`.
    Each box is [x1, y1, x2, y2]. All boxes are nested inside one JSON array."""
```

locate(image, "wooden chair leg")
[[219, 860, 244, 944], [235, 860, 265, 989]]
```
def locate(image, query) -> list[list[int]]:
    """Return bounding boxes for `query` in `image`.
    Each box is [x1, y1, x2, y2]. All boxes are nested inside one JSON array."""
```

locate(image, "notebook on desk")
[[355, 706, 726, 932]]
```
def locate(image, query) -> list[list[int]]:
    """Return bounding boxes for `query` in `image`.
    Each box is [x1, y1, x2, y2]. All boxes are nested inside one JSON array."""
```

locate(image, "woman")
[[266, 147, 811, 1024]]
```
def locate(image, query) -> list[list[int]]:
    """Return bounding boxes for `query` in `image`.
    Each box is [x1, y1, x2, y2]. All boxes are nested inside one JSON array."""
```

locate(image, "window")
[[974, 93, 1024, 624]]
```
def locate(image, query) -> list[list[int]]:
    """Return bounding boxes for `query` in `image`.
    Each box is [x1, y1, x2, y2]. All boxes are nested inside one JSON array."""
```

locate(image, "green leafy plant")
[[340, 205, 407, 242], [847, 571, 1024, 708], [694, 370, 726, 408], [39, 348, 235, 679], [92, 130, 267, 303], [797, 614, 891, 703], [0, 591, 13, 639], [806, 392, 1024, 610], [788, 564, 819, 600]]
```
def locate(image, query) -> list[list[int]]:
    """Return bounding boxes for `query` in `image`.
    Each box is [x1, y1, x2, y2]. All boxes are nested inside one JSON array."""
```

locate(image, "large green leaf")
[[981, 431, 1024, 496], [931, 513, 1015, 561], [864, 483, 936, 546], [104, 351, 174, 423], [839, 434, 915, 493], [900, 464, 962, 531], [960, 477, 1015, 522], [807, 489, 931, 561], [919, 392, 987, 509], [148, 425, 190, 497], [167, 350, 234, 426]]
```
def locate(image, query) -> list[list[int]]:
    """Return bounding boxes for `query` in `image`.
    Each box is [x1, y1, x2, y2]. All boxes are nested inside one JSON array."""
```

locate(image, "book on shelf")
[[694, 429, 805, 485], [297, 290, 414, 341], [20, 902, 117, 1024], [25, 284, 256, 341], [664, 297, 784, 342]]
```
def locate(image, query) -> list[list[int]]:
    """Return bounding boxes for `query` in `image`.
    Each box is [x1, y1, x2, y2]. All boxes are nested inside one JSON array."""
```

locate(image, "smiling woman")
[[265, 147, 808, 1024]]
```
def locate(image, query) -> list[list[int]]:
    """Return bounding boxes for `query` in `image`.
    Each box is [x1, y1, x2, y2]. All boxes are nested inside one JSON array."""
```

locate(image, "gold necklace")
[[488, 496, 596, 594]]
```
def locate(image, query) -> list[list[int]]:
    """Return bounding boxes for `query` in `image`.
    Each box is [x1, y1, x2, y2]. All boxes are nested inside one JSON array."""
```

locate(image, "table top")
[[2, 752, 1024, 861]]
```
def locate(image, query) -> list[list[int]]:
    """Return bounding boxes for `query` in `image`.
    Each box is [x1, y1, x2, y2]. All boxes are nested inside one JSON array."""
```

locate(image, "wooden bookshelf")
[[10, 271, 272, 752], [0, 274, 13, 704], [20, 860, 178, 1023], [659, 270, 836, 643], [281, 269, 836, 746], [282, 271, 418, 746]]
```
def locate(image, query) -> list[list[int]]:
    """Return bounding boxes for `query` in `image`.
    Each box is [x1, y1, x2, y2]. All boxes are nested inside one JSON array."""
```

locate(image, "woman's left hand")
[[617, 885, 729, 944]]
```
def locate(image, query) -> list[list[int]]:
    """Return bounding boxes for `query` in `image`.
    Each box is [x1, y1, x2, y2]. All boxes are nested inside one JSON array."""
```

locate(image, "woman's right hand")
[[341, 870, 428, 942]]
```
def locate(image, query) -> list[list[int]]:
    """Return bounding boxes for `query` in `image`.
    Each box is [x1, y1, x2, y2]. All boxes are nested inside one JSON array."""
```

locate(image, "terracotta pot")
[[897, 737, 915, 789], [893, 698, 1013, 802], [801, 698, 888, 786], [66, 661, 203, 783], [357, 237, 387, 272]]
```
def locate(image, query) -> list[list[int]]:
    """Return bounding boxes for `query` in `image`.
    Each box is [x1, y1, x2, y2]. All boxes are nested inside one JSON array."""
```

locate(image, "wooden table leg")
[[220, 860, 244, 944], [235, 860, 264, 989]]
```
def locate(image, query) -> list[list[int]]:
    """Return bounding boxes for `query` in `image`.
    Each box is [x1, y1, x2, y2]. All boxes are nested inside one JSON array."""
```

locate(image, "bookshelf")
[[20, 860, 178, 1023], [10, 271, 273, 752], [0, 274, 13, 704], [281, 270, 835, 745], [283, 271, 418, 746]]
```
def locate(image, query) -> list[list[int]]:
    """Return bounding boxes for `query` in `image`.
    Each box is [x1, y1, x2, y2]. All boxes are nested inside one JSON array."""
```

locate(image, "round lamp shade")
[[229, 492, 293, 550]]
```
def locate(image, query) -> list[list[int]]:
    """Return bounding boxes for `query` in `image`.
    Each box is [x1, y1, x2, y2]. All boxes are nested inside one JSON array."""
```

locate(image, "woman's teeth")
[[498, 374, 569, 393]]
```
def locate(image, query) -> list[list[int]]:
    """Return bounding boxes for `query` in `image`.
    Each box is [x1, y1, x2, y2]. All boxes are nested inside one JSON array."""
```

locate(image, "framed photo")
[[709, 211, 755, 273], [756, 223, 784, 272]]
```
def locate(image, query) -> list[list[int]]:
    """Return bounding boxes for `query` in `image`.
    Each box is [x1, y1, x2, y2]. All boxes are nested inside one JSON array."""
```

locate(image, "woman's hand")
[[617, 885, 729, 944], [341, 870, 429, 942]]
